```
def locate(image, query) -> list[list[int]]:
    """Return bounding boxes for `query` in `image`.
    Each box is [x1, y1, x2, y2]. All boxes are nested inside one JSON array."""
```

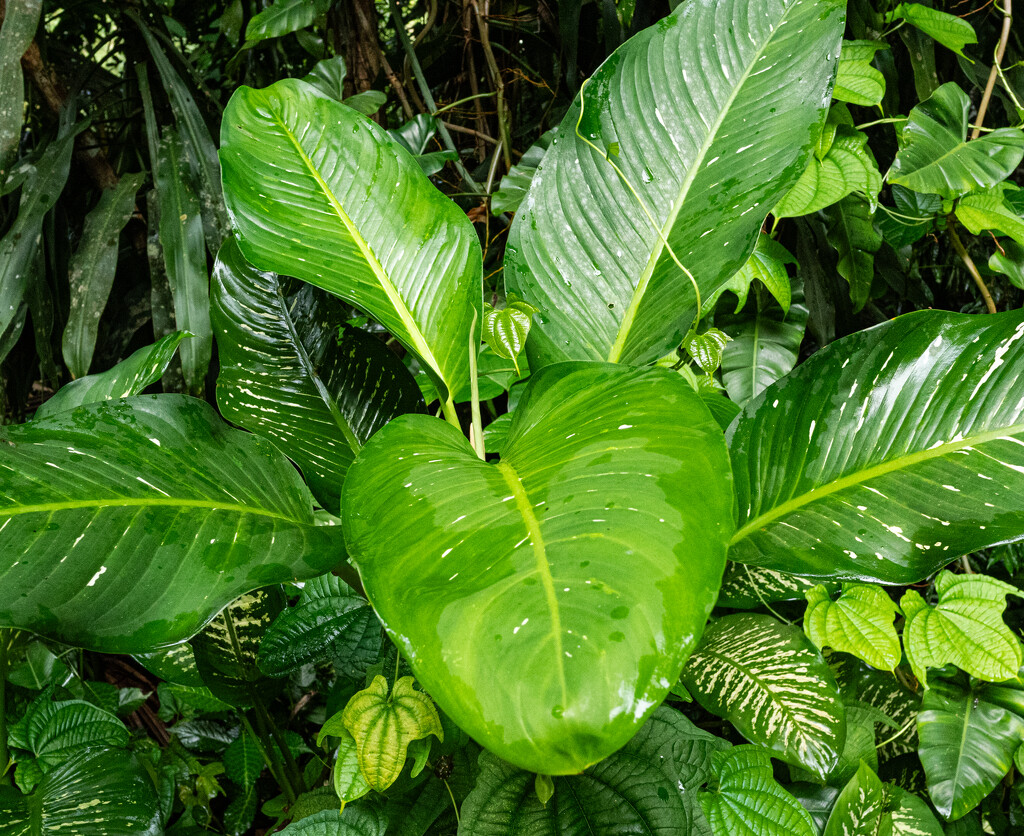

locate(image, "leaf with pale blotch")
[[901, 571, 1022, 686], [342, 675, 443, 792], [889, 786, 945, 836], [956, 186, 1024, 246], [823, 762, 887, 836], [805, 583, 902, 671], [681, 614, 846, 779], [890, 3, 977, 58], [482, 295, 540, 376], [684, 328, 731, 376], [717, 563, 837, 609], [833, 40, 887, 107], [699, 745, 816, 836]]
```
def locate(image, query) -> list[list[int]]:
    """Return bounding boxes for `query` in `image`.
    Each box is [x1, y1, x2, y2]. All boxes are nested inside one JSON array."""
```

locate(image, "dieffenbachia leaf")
[[918, 674, 1024, 820], [804, 583, 902, 671], [823, 761, 943, 836], [729, 308, 1024, 584], [832, 40, 887, 106], [36, 332, 189, 420], [134, 642, 204, 687], [342, 363, 733, 774], [818, 699, 899, 786], [0, 396, 346, 652], [341, 675, 443, 792], [681, 613, 846, 779], [717, 563, 836, 610], [889, 787, 945, 836], [887, 83, 1024, 199], [835, 661, 920, 759], [955, 186, 1024, 246], [7, 696, 129, 770], [211, 237, 424, 514], [699, 745, 816, 836], [824, 194, 882, 312], [504, 0, 844, 368], [890, 4, 977, 58], [901, 571, 1023, 686], [219, 78, 481, 411], [482, 295, 540, 376]]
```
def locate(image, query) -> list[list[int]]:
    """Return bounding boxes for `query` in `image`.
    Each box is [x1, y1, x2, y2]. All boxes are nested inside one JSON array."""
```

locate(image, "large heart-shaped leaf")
[[342, 363, 733, 774], [729, 309, 1024, 584], [219, 78, 480, 410], [0, 395, 347, 652], [8, 696, 128, 770], [212, 238, 424, 513], [504, 0, 844, 369]]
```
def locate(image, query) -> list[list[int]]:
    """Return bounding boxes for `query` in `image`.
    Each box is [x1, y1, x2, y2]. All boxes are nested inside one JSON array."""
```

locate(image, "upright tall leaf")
[[220, 78, 480, 411], [823, 194, 882, 312], [729, 309, 1024, 583], [504, 0, 844, 368], [0, 0, 41, 176]]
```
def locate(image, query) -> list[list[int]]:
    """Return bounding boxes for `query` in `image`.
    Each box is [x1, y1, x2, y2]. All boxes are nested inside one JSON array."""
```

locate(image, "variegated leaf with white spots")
[[729, 309, 1024, 584], [681, 613, 846, 779], [717, 562, 837, 609]]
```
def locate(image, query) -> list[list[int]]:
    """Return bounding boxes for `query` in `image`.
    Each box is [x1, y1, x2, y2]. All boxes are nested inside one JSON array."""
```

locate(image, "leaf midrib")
[[731, 422, 1024, 546], [1, 497, 299, 523]]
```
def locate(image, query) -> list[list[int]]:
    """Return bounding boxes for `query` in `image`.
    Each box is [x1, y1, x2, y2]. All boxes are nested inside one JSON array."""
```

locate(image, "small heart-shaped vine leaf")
[[804, 583, 902, 671], [481, 294, 540, 376], [683, 328, 731, 376]]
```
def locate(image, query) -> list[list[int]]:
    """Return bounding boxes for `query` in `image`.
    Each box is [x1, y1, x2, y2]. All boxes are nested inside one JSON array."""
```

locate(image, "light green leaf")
[[482, 295, 540, 376], [329, 726, 371, 804], [224, 730, 263, 788], [0, 396, 346, 652], [37, 332, 188, 420], [887, 83, 1024, 199], [504, 0, 844, 368], [343, 90, 387, 116], [277, 808, 387, 836], [822, 761, 886, 836], [804, 583, 902, 671], [684, 327, 731, 376], [704, 233, 794, 315], [491, 129, 554, 216], [681, 613, 846, 779], [342, 363, 733, 774], [342, 675, 443, 792], [700, 745, 815, 836], [833, 40, 887, 106], [245, 0, 331, 46], [729, 308, 1024, 584], [901, 571, 1022, 686], [0, 0, 41, 175], [891, 4, 977, 58], [302, 56, 348, 102], [824, 194, 882, 312], [955, 186, 1024, 246]]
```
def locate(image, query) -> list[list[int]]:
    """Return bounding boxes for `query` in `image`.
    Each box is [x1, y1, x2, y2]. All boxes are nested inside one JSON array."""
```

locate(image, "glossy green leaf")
[[705, 234, 793, 315], [878, 185, 940, 249], [820, 699, 899, 786], [224, 730, 263, 788], [824, 195, 882, 312], [699, 745, 816, 836], [8, 697, 128, 770], [717, 563, 835, 610], [836, 662, 919, 759], [0, 748, 160, 835], [804, 583, 902, 671], [887, 83, 1024, 199], [504, 0, 844, 368], [833, 40, 887, 106], [888, 787, 944, 836], [681, 614, 846, 779], [823, 762, 886, 836], [62, 173, 146, 379], [328, 726, 371, 804], [0, 0, 41, 175], [917, 674, 1024, 820], [955, 187, 1024, 245], [0, 395, 346, 652], [342, 363, 733, 774], [901, 571, 1023, 686], [245, 0, 330, 46], [211, 238, 424, 513], [482, 295, 540, 376], [344, 90, 387, 117], [891, 4, 977, 58], [6, 643, 68, 691], [729, 309, 1024, 584], [990, 240, 1024, 289], [37, 332, 188, 420], [278, 808, 387, 836], [683, 328, 731, 376], [491, 129, 554, 216], [134, 641, 204, 687], [302, 56, 347, 102], [220, 78, 480, 407]]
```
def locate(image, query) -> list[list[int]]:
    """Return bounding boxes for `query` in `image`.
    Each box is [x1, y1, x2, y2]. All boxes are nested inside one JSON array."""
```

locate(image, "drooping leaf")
[[0, 396, 347, 652], [342, 363, 733, 775], [717, 563, 836, 610], [877, 185, 940, 248], [481, 295, 540, 376], [955, 186, 1024, 246], [699, 745, 816, 836], [220, 78, 481, 409], [887, 83, 1024, 199], [901, 571, 1023, 686], [37, 332, 188, 420], [211, 238, 424, 513], [0, 0, 41, 175], [729, 308, 1024, 584], [705, 234, 794, 315], [681, 614, 846, 779], [890, 4, 977, 58], [491, 129, 554, 216], [991, 239, 1024, 289], [277, 807, 388, 836], [343, 90, 387, 117], [833, 40, 887, 106], [504, 0, 844, 368], [804, 583, 902, 671], [244, 0, 331, 46], [823, 194, 882, 312], [134, 642, 204, 688], [5, 643, 68, 691], [8, 696, 129, 771], [224, 729, 263, 788]]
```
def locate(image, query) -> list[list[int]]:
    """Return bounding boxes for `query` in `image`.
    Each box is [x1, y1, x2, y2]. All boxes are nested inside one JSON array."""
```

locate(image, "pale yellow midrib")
[[2, 496, 296, 522]]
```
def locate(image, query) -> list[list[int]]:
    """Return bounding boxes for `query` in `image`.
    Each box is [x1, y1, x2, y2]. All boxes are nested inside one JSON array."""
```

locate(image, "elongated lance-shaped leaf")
[[211, 238, 424, 514], [504, 0, 844, 369], [219, 78, 480, 408], [729, 309, 1024, 584], [0, 395, 347, 652], [342, 362, 733, 775], [62, 173, 146, 379], [0, 0, 41, 176], [681, 613, 846, 779], [717, 562, 836, 609], [822, 761, 886, 836], [804, 583, 902, 671]]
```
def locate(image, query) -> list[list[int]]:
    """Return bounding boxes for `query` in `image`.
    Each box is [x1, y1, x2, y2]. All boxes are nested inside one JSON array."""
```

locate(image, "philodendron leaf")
[[277, 808, 387, 836], [729, 308, 1024, 584], [482, 295, 540, 376], [36, 332, 188, 420], [887, 83, 1024, 199], [504, 0, 844, 368], [704, 233, 794, 316], [955, 186, 1024, 246], [901, 571, 1023, 686], [681, 614, 846, 779], [890, 3, 977, 58], [918, 674, 1024, 820], [212, 238, 424, 514], [833, 40, 887, 107], [0, 747, 161, 836], [804, 583, 902, 671], [341, 675, 443, 792], [0, 395, 346, 652], [991, 240, 1024, 288], [342, 363, 733, 774], [220, 78, 480, 409], [8, 696, 128, 770]]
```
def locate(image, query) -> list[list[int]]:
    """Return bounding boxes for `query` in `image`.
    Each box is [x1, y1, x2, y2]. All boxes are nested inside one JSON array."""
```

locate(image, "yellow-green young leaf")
[[535, 773, 555, 806], [482, 295, 540, 376], [332, 726, 371, 805], [833, 40, 887, 107], [890, 3, 977, 58], [956, 187, 1024, 246], [683, 328, 731, 376], [703, 234, 794, 316], [901, 571, 1023, 686], [804, 583, 902, 671], [342, 675, 443, 792]]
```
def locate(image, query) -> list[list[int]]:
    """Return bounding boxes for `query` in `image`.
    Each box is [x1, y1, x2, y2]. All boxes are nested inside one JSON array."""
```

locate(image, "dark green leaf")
[[717, 563, 835, 609], [822, 761, 886, 836], [491, 129, 554, 216], [824, 195, 882, 312], [277, 807, 388, 835], [9, 696, 128, 770], [245, 0, 331, 46], [224, 729, 263, 787], [0, 0, 41, 174]]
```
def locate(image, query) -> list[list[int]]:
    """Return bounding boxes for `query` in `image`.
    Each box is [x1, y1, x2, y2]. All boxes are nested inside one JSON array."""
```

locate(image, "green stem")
[[0, 632, 9, 786], [434, 92, 496, 116], [853, 116, 907, 130], [469, 310, 485, 459], [240, 713, 291, 803], [253, 693, 306, 798], [949, 222, 996, 314]]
